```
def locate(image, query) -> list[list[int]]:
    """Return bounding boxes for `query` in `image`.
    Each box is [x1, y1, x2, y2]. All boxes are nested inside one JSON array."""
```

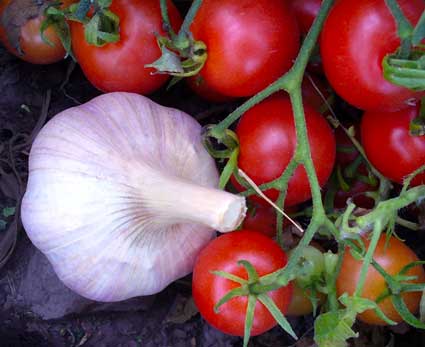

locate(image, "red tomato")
[[336, 234, 425, 325], [234, 94, 336, 207], [192, 230, 292, 336], [186, 75, 234, 103], [289, 0, 322, 35], [361, 104, 425, 186], [190, 0, 300, 98], [242, 204, 297, 238], [320, 0, 425, 111], [70, 0, 182, 94], [0, 0, 75, 64]]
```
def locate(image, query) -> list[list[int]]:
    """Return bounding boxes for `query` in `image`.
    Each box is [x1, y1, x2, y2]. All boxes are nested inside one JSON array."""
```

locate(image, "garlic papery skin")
[[21, 92, 246, 302]]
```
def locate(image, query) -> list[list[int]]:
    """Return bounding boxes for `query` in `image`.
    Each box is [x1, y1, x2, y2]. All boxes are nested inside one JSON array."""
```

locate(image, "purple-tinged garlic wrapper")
[[21, 92, 246, 302]]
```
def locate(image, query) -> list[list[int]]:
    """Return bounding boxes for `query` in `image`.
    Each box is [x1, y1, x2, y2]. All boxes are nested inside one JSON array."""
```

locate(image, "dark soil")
[[1, 41, 425, 347]]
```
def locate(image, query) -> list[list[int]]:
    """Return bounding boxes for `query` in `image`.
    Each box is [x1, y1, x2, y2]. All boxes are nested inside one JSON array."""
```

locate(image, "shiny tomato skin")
[[192, 230, 293, 336], [190, 0, 300, 98], [336, 235, 425, 325], [0, 0, 75, 64], [235, 94, 336, 207], [289, 0, 322, 35], [320, 0, 425, 111], [70, 0, 182, 94], [361, 104, 425, 186]]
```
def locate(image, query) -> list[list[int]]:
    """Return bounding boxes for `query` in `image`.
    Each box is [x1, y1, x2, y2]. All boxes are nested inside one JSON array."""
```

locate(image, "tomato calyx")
[[145, 0, 207, 84], [1, 0, 49, 54], [66, 0, 120, 47], [382, 0, 425, 93], [341, 237, 425, 328], [202, 126, 241, 189], [212, 259, 297, 347]]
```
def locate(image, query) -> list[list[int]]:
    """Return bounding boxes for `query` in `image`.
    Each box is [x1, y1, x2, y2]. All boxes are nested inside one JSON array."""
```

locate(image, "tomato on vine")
[[336, 234, 425, 325], [233, 94, 336, 207], [70, 0, 182, 94], [0, 0, 75, 64], [189, 0, 300, 98], [192, 230, 293, 336], [320, 0, 425, 111], [361, 103, 425, 186]]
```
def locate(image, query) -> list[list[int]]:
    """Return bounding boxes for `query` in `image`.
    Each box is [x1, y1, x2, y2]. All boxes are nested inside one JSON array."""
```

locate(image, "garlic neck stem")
[[139, 173, 246, 232]]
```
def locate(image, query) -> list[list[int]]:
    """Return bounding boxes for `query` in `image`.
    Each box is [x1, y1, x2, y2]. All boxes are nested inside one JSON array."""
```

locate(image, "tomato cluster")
[[2, 0, 425, 343]]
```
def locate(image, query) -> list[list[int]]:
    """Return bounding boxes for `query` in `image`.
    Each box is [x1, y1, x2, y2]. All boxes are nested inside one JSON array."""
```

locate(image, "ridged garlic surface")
[[21, 92, 246, 302]]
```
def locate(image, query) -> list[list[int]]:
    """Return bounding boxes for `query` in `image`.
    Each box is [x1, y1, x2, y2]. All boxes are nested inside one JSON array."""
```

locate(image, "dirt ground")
[[1, 41, 425, 347]]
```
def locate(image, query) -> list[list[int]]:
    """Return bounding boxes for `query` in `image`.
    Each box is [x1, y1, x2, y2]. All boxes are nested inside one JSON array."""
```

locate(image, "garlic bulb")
[[21, 92, 246, 302]]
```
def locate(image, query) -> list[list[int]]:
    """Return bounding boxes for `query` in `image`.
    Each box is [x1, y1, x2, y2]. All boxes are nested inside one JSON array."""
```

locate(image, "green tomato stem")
[[384, 0, 413, 58], [353, 221, 383, 297], [177, 0, 203, 38]]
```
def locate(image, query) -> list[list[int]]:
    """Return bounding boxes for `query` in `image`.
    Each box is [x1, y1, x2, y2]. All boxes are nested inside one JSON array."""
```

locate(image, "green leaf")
[[339, 293, 376, 313], [257, 293, 297, 340], [2, 207, 15, 218], [314, 310, 357, 347]]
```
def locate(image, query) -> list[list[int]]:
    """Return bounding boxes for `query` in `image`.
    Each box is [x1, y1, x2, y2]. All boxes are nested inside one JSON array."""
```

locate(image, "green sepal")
[[383, 53, 425, 91], [243, 295, 256, 347], [238, 260, 259, 283], [257, 293, 297, 340], [213, 286, 249, 314], [84, 10, 120, 47], [392, 295, 425, 328], [210, 270, 246, 285]]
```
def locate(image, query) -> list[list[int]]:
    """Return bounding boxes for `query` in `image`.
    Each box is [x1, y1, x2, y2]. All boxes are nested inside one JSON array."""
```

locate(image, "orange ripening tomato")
[[336, 234, 425, 325], [0, 0, 75, 64]]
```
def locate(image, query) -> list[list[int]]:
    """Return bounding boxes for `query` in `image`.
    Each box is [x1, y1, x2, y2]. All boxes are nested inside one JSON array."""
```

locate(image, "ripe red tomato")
[[320, 0, 425, 111], [70, 0, 182, 94], [190, 0, 300, 98], [186, 75, 234, 103], [234, 94, 336, 207], [336, 234, 425, 325], [0, 0, 75, 64], [361, 103, 425, 186], [288, 0, 322, 36], [242, 204, 297, 238], [192, 230, 293, 336]]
